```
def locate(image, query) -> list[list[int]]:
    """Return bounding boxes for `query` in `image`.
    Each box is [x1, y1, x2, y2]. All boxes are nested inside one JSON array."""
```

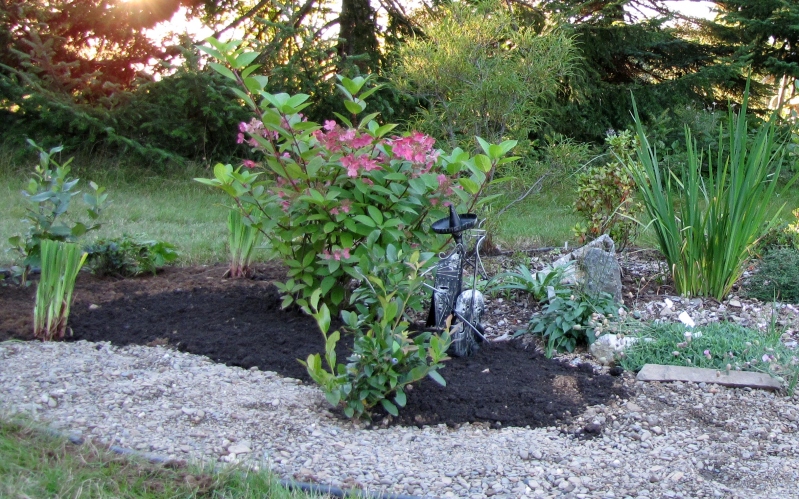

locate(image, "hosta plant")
[[34, 240, 87, 341], [524, 291, 619, 358], [195, 37, 517, 313], [84, 234, 178, 277]]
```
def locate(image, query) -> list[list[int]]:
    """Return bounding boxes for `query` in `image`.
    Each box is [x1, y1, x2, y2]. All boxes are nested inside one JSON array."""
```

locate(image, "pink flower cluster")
[[322, 248, 351, 261], [237, 118, 278, 147], [391, 131, 437, 163], [313, 121, 374, 153], [341, 154, 381, 177], [329, 199, 352, 215]]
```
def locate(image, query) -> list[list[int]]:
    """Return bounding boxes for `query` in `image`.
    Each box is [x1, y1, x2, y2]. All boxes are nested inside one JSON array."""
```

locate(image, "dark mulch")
[[0, 263, 627, 429]]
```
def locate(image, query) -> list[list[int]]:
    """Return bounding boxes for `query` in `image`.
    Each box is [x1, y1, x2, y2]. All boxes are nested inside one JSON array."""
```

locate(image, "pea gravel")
[[2, 340, 799, 499]]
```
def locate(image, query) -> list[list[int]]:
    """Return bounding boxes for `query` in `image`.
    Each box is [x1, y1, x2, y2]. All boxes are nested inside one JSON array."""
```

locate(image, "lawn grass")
[[0, 413, 325, 499], [3, 145, 799, 268], [0, 152, 239, 267]]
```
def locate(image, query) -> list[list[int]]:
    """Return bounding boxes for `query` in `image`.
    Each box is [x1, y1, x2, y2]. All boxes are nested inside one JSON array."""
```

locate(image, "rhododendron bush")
[[196, 38, 518, 313]]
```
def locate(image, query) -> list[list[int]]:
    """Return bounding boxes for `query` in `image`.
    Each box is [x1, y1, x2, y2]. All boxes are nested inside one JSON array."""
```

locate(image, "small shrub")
[[525, 291, 619, 357], [744, 247, 799, 303], [8, 140, 108, 283], [573, 130, 641, 250], [34, 240, 86, 341], [756, 222, 799, 253], [84, 235, 178, 277], [301, 247, 450, 420]]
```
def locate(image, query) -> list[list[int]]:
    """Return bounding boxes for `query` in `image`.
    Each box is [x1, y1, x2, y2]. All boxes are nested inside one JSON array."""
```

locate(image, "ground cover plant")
[[0, 414, 326, 499], [628, 83, 790, 300], [84, 235, 178, 277], [743, 247, 799, 304], [619, 321, 799, 393]]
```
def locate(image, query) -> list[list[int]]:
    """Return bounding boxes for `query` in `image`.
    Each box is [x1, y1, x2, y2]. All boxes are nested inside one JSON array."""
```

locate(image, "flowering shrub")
[[196, 38, 518, 313]]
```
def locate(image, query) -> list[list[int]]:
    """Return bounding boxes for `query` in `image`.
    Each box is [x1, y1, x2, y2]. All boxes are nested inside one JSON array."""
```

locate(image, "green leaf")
[[394, 389, 407, 407], [458, 178, 480, 195], [474, 154, 492, 173], [234, 52, 259, 68], [367, 205, 384, 225], [208, 62, 237, 81], [428, 370, 446, 386], [380, 399, 399, 417], [344, 100, 365, 114]]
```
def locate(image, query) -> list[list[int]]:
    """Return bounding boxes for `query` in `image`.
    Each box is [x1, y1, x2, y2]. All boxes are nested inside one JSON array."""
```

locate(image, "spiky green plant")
[[226, 210, 262, 278], [33, 240, 87, 341], [628, 82, 789, 300]]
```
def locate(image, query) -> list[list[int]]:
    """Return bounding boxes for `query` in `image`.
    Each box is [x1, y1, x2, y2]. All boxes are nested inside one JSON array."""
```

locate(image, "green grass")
[[0, 152, 242, 267], [0, 414, 325, 499]]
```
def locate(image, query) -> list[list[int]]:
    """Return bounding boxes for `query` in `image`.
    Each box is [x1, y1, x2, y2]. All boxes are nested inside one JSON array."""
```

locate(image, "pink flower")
[[704, 349, 712, 360], [324, 120, 337, 131], [390, 131, 436, 164], [340, 199, 352, 213], [330, 207, 339, 215], [437, 174, 448, 187], [242, 159, 257, 168], [236, 133, 245, 144], [342, 247, 351, 259], [322, 250, 332, 260], [351, 134, 373, 149], [341, 154, 360, 177]]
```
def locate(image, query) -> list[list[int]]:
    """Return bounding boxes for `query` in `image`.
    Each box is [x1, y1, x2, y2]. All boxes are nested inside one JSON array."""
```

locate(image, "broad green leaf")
[[458, 178, 480, 194], [208, 62, 237, 81]]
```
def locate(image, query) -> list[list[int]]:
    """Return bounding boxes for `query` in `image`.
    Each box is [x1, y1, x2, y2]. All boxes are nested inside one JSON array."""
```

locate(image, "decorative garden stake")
[[424, 206, 488, 357]]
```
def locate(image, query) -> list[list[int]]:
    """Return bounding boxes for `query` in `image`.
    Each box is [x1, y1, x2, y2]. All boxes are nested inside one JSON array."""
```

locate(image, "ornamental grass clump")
[[628, 82, 788, 300], [226, 210, 262, 278], [33, 240, 87, 341]]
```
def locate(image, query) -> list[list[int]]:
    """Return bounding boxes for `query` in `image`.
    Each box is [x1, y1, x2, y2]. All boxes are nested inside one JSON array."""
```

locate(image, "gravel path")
[[2, 340, 798, 499]]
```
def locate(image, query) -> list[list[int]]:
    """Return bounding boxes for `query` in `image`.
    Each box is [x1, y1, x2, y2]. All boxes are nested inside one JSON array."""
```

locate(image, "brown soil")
[[0, 263, 627, 429]]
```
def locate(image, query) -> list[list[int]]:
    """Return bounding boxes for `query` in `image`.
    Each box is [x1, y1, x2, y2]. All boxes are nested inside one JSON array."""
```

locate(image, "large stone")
[[549, 235, 622, 302], [636, 364, 782, 390], [589, 334, 640, 366], [581, 248, 622, 302]]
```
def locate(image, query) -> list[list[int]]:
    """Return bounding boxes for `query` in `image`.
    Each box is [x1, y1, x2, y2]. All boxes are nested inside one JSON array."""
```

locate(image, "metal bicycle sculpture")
[[422, 206, 488, 357]]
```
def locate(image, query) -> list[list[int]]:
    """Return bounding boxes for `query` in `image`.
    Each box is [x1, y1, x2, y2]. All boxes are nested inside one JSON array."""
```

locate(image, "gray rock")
[[581, 247, 623, 302]]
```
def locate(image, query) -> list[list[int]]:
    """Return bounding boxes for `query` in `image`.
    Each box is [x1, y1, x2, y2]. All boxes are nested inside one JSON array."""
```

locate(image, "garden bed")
[[0, 261, 627, 429]]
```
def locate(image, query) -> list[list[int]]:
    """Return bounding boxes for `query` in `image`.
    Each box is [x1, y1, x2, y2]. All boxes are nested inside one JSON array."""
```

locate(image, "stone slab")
[[636, 364, 782, 391]]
